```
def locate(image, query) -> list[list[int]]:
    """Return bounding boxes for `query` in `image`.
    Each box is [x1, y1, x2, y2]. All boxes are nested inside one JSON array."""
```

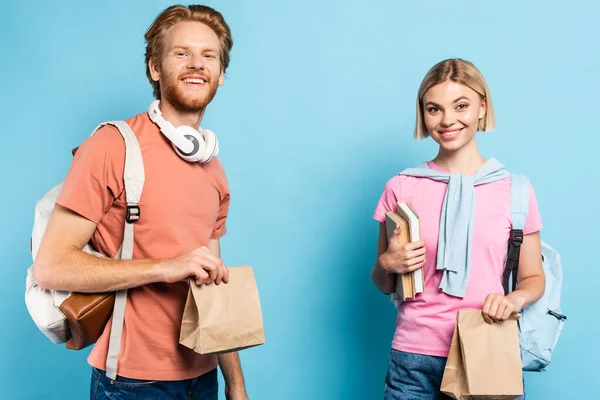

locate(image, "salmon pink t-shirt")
[[56, 112, 230, 380], [373, 161, 543, 357]]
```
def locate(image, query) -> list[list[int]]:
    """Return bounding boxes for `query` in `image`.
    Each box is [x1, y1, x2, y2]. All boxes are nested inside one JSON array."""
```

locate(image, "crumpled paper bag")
[[441, 310, 523, 400], [179, 265, 265, 354]]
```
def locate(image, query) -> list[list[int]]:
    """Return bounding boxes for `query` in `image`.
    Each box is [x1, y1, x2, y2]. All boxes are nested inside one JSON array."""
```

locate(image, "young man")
[[33, 5, 248, 399]]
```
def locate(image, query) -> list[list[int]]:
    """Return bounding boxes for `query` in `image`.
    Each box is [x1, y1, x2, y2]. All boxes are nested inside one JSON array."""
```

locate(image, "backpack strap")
[[93, 121, 145, 380], [503, 174, 530, 294]]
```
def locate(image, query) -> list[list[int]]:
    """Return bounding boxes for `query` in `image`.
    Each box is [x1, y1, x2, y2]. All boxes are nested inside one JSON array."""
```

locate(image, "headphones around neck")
[[147, 100, 219, 164]]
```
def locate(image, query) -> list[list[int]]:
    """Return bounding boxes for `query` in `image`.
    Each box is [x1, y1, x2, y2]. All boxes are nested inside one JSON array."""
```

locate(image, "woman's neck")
[[432, 141, 486, 175]]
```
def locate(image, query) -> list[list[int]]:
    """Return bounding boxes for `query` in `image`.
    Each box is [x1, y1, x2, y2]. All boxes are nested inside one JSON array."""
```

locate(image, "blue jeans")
[[90, 367, 218, 400], [384, 349, 525, 400]]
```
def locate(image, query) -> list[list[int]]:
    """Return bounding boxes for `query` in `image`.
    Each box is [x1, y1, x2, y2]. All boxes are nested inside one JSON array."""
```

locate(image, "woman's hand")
[[482, 293, 525, 324], [379, 227, 426, 275]]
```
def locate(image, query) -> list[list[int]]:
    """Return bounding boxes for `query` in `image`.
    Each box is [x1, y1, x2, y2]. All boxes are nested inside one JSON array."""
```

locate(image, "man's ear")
[[149, 57, 161, 82], [218, 69, 224, 86]]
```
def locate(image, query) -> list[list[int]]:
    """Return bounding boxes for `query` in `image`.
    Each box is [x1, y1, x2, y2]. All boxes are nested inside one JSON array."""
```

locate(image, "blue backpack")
[[503, 174, 566, 371]]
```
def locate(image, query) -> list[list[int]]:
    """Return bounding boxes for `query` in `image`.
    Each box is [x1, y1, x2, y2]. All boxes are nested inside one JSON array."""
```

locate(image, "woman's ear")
[[478, 98, 487, 120]]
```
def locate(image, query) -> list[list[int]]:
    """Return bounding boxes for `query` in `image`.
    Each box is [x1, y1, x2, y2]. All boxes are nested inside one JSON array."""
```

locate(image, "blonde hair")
[[144, 5, 233, 99], [414, 58, 495, 140]]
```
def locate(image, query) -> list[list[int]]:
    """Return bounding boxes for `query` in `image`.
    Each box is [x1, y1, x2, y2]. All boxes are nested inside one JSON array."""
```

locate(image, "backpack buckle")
[[126, 204, 140, 223], [510, 229, 524, 246]]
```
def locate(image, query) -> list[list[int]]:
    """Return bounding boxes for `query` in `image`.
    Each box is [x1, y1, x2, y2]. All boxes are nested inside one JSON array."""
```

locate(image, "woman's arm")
[[371, 223, 427, 295], [508, 231, 546, 308], [371, 223, 397, 295], [482, 231, 546, 323]]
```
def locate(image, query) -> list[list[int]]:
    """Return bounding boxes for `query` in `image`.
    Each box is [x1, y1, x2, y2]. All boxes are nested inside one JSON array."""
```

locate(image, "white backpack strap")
[[93, 121, 145, 380]]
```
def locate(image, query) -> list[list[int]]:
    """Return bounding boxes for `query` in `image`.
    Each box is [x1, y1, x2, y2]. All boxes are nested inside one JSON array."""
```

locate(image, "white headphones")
[[147, 100, 219, 164]]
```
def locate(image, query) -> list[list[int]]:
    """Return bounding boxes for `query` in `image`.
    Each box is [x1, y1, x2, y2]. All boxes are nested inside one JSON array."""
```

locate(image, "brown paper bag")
[[179, 265, 265, 354], [441, 310, 523, 400]]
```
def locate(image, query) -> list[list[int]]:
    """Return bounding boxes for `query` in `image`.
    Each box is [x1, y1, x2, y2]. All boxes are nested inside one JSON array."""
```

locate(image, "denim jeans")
[[90, 367, 218, 400], [384, 349, 525, 400]]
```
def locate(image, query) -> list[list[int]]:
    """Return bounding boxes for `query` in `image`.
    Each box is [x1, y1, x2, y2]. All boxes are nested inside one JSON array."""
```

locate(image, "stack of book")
[[385, 201, 424, 301]]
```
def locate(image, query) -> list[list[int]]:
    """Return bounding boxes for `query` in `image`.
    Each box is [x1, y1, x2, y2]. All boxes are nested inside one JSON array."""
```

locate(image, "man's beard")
[[160, 71, 219, 113]]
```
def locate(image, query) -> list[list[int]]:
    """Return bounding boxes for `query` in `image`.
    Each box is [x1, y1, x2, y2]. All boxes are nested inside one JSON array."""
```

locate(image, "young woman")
[[371, 58, 545, 400]]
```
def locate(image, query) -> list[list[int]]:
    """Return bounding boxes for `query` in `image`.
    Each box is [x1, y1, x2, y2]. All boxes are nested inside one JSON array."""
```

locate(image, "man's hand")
[[225, 385, 249, 400], [156, 246, 230, 286]]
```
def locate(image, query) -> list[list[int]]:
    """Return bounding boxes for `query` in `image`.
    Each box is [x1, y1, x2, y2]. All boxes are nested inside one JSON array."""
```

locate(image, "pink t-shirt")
[[373, 161, 543, 357]]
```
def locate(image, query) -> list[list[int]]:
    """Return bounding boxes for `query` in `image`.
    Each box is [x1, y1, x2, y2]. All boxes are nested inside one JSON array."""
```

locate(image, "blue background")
[[1, 0, 598, 398]]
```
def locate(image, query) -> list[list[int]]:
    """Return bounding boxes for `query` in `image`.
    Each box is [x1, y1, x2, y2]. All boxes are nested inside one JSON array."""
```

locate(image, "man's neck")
[[158, 100, 205, 129]]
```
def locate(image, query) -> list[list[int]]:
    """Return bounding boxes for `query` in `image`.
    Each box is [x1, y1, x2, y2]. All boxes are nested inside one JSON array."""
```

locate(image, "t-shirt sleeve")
[[211, 192, 230, 239], [373, 176, 400, 223], [523, 182, 543, 235], [55, 125, 125, 224], [209, 158, 230, 239]]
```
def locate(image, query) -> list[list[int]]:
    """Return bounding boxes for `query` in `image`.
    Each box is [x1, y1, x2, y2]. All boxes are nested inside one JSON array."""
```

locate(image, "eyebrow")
[[171, 45, 219, 53], [425, 96, 471, 107]]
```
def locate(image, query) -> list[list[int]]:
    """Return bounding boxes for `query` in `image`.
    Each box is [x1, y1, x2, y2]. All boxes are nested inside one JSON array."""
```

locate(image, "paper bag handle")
[[509, 312, 521, 320]]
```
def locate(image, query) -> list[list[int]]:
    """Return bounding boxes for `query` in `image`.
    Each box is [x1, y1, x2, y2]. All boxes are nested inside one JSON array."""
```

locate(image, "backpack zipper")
[[547, 309, 567, 321]]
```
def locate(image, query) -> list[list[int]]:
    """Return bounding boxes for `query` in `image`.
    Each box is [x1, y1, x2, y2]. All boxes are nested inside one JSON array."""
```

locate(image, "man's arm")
[[33, 205, 224, 292], [219, 352, 247, 399], [207, 239, 248, 399]]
